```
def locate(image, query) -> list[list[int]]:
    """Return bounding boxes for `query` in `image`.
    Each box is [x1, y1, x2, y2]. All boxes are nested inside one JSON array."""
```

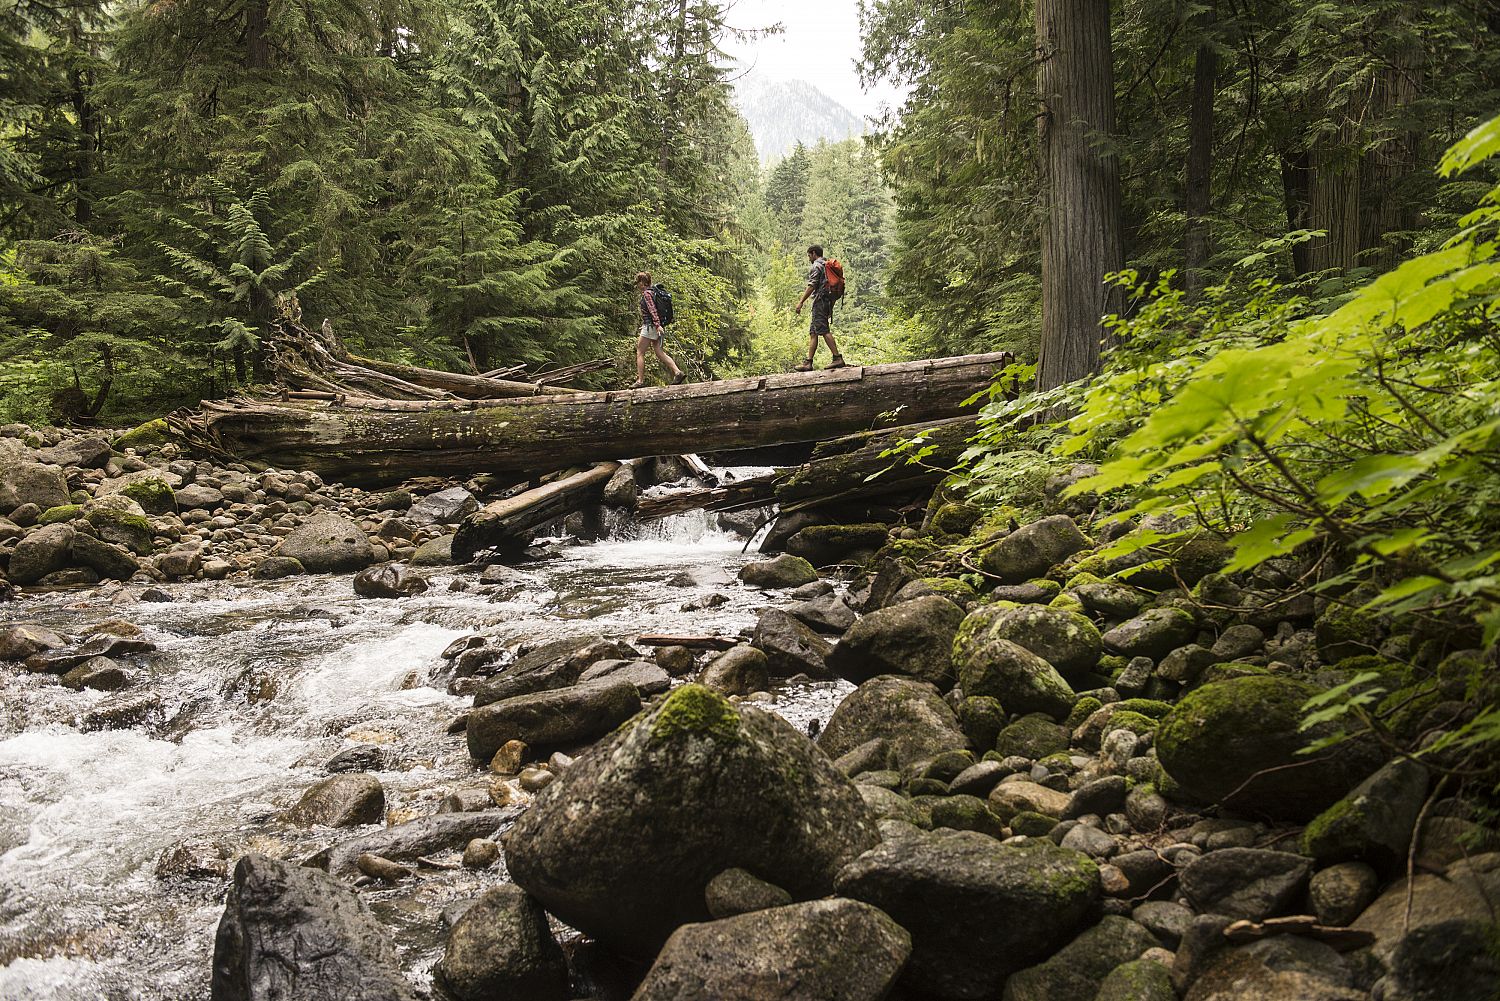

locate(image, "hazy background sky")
[[721, 0, 909, 119]]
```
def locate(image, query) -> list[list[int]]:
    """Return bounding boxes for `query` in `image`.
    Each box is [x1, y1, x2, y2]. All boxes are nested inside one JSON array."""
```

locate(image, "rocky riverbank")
[[0, 422, 1492, 1001]]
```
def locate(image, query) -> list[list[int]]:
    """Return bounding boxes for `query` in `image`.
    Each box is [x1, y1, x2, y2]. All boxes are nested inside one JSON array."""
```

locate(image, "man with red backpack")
[[793, 244, 846, 371]]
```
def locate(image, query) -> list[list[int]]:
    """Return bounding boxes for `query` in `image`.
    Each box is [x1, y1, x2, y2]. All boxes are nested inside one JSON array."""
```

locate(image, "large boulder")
[[1178, 848, 1312, 921], [502, 685, 879, 958], [0, 461, 69, 512], [9, 523, 75, 583], [632, 899, 911, 1001], [750, 607, 833, 677], [826, 595, 965, 688], [209, 853, 418, 1001], [466, 679, 641, 762], [408, 486, 478, 525], [1001, 915, 1160, 1001], [1156, 676, 1384, 821], [697, 645, 769, 696], [86, 506, 154, 553], [433, 885, 567, 1001], [1101, 607, 1196, 661], [819, 675, 968, 767], [70, 534, 140, 581], [982, 605, 1101, 680], [285, 774, 385, 828], [1301, 758, 1429, 870], [738, 554, 817, 589], [980, 515, 1091, 583], [273, 513, 374, 573], [953, 605, 1076, 718], [352, 565, 428, 599], [98, 469, 179, 514], [785, 523, 890, 566], [834, 830, 1101, 1000]]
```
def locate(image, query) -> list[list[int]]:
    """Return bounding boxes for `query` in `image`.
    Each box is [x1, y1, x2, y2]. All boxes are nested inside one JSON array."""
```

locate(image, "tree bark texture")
[[246, 0, 269, 70], [185, 353, 1011, 486], [1281, 149, 1313, 275], [1307, 119, 1361, 273], [1035, 0, 1124, 389], [1183, 27, 1217, 298]]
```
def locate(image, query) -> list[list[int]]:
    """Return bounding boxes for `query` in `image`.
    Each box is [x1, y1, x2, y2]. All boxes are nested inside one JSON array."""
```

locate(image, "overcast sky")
[[721, 0, 908, 119]]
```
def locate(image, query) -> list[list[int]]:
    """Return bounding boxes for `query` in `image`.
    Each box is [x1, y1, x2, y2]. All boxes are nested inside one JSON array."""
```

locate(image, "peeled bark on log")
[[454, 462, 619, 561], [636, 473, 780, 520], [189, 353, 1010, 487]]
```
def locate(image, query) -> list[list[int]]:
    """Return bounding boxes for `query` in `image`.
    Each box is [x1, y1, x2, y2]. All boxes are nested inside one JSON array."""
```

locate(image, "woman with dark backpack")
[[631, 271, 686, 389]]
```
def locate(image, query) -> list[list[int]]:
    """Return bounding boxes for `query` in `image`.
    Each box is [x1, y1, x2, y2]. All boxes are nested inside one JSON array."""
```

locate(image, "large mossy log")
[[190, 353, 1010, 486]]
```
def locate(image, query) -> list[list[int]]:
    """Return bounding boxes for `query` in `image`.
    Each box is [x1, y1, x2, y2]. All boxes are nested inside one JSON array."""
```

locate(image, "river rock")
[[155, 546, 202, 579], [819, 675, 968, 767], [37, 436, 111, 469], [326, 744, 386, 774], [433, 884, 567, 1001], [1184, 937, 1361, 1001], [1156, 676, 1384, 821], [409, 534, 454, 566], [409, 486, 478, 525], [826, 595, 964, 688], [10, 522, 75, 583], [100, 470, 179, 514], [502, 685, 879, 958], [785, 523, 890, 566], [70, 533, 140, 581], [575, 658, 671, 697], [697, 645, 769, 696], [983, 604, 1102, 680], [786, 590, 858, 633], [465, 678, 641, 762], [835, 830, 1100, 999], [254, 556, 304, 579], [81, 690, 163, 730], [273, 512, 374, 573], [87, 506, 154, 553], [27, 632, 155, 673], [1001, 915, 1160, 1001], [60, 655, 132, 691], [980, 514, 1091, 583], [987, 779, 1071, 821], [0, 623, 67, 660], [750, 607, 833, 677], [286, 774, 385, 828], [705, 867, 795, 918], [632, 899, 911, 1001], [1301, 758, 1429, 870], [1308, 862, 1378, 927], [209, 853, 418, 1001], [0, 461, 70, 513], [1101, 607, 1197, 660], [175, 483, 224, 511], [352, 565, 429, 598], [738, 553, 817, 589], [470, 636, 625, 706], [1373, 917, 1500, 1001], [1178, 848, 1311, 921], [953, 605, 1075, 717]]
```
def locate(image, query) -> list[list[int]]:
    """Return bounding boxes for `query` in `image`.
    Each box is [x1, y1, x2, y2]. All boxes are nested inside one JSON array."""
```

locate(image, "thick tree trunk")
[[1307, 118, 1361, 273], [1281, 149, 1313, 275], [1359, 34, 1421, 270], [454, 463, 619, 560], [1035, 0, 1124, 389], [187, 353, 1010, 486], [246, 0, 269, 70], [70, 68, 96, 225], [1183, 26, 1217, 298]]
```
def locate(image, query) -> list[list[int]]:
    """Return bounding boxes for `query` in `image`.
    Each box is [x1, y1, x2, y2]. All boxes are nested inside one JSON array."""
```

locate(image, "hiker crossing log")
[[186, 352, 1011, 486]]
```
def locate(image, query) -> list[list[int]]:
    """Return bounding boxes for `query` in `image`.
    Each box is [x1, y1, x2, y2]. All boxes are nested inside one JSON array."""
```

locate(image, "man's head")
[[635, 271, 651, 289], [807, 245, 823, 261]]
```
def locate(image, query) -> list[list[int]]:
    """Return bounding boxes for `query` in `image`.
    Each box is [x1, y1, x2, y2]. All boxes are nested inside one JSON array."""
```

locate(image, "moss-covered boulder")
[[785, 523, 890, 567], [1302, 758, 1429, 871], [738, 553, 818, 589], [112, 418, 170, 451], [1101, 607, 1197, 661], [819, 675, 968, 767], [957, 695, 1006, 750], [835, 830, 1100, 999], [953, 605, 1076, 718], [118, 477, 177, 515], [503, 685, 879, 958], [826, 594, 965, 688], [1094, 959, 1175, 1001], [36, 504, 82, 526], [928, 500, 983, 537], [85, 507, 154, 554], [1002, 915, 1160, 1001], [1156, 676, 1384, 821], [983, 604, 1101, 680], [1315, 602, 1383, 662], [979, 515, 1092, 583], [995, 713, 1069, 759]]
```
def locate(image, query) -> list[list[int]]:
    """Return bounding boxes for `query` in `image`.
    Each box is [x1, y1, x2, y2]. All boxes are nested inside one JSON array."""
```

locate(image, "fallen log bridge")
[[188, 352, 1011, 486]]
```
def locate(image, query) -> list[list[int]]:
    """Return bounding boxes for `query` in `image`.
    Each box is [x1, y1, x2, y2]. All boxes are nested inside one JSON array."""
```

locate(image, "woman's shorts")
[[639, 323, 663, 342]]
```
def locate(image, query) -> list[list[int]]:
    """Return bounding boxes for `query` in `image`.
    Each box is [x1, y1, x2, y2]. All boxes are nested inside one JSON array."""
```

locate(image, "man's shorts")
[[810, 296, 833, 335], [639, 323, 663, 342]]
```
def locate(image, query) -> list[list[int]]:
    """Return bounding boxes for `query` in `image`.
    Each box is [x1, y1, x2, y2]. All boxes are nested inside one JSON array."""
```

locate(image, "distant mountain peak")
[[734, 77, 866, 164]]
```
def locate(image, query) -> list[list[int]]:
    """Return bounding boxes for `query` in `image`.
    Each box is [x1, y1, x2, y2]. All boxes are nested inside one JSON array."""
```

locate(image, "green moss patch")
[[650, 684, 742, 745]]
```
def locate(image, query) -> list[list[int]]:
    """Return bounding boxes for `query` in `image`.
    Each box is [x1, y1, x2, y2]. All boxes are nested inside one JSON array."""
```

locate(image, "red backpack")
[[823, 258, 846, 301]]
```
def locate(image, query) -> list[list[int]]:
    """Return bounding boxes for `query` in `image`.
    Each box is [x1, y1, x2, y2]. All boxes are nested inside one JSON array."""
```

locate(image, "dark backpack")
[[650, 283, 674, 326], [823, 259, 846, 301]]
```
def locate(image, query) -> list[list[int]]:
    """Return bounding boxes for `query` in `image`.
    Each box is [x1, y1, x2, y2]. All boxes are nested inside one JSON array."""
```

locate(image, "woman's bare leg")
[[635, 338, 649, 384], [652, 341, 682, 379]]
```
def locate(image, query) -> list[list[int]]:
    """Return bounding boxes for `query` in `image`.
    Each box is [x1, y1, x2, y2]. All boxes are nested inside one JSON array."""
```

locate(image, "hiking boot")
[[795, 358, 815, 372], [671, 371, 687, 385], [826, 355, 847, 370], [629, 379, 645, 389]]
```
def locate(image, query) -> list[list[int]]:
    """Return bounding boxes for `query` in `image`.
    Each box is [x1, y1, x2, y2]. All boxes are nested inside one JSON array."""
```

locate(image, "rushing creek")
[[0, 509, 851, 1000]]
